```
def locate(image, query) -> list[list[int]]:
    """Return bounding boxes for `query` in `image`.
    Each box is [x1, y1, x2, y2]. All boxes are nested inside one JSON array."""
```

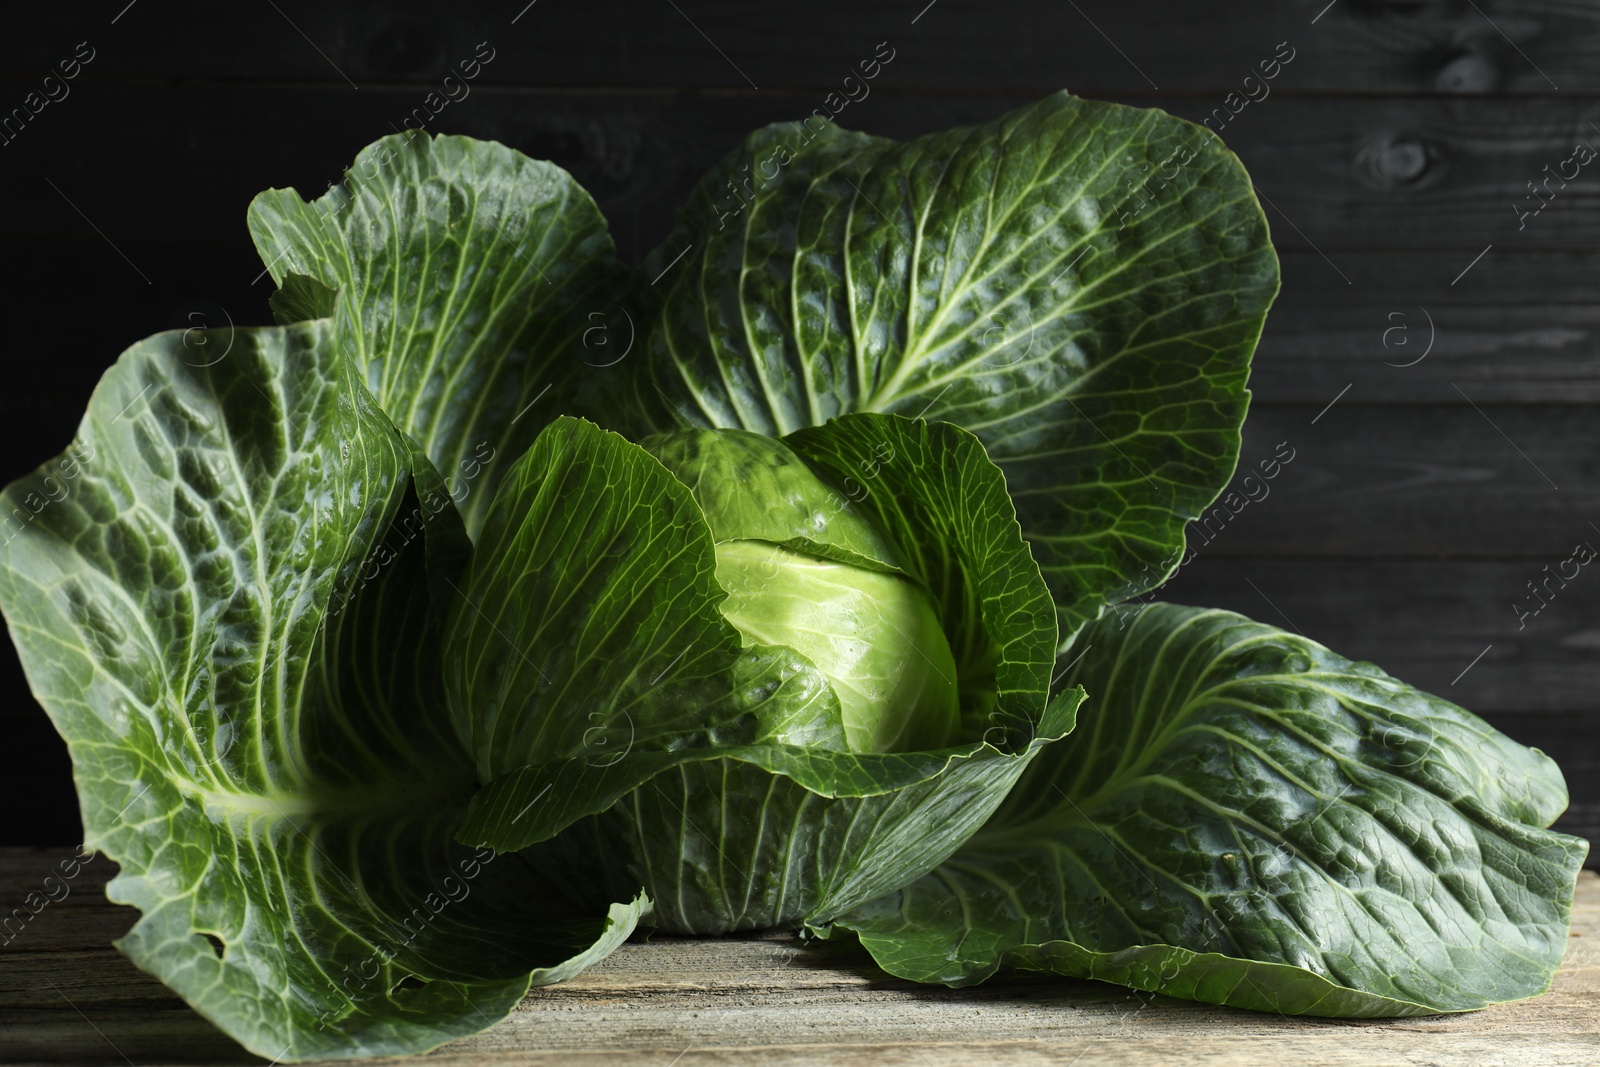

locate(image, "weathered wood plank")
[[3, 89, 1598, 497], [4, 238, 1599, 434], [0, 850, 1593, 1065], [4, 0, 1596, 94], [1257, 250, 1600, 404], [0, 847, 122, 952], [0, 730, 74, 858], [1160, 558, 1599, 713], [1196, 406, 1598, 559], [3, 90, 1598, 258], [2, 239, 1595, 489]]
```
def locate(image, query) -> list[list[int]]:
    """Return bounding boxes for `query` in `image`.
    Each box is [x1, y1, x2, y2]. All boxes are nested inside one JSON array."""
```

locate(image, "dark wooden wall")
[[0, 1, 1593, 861]]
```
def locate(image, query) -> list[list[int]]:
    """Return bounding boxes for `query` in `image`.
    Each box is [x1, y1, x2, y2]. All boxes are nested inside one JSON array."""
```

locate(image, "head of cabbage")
[[448, 416, 1075, 932], [659, 428, 963, 755]]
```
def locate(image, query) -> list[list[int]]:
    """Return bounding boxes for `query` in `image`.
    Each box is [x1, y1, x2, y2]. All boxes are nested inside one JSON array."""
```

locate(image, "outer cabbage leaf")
[[0, 321, 644, 1061], [837, 603, 1587, 1016], [518, 693, 1077, 933], [268, 272, 338, 325], [249, 133, 627, 538], [442, 415, 791, 784], [452, 414, 1078, 931], [623, 92, 1279, 645]]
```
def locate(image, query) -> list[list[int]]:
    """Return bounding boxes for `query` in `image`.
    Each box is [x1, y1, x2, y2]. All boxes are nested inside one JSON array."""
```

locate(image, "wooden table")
[[1, 849, 1595, 1066]]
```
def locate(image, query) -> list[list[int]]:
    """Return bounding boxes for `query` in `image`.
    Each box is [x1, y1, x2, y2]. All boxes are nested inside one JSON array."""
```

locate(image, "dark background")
[[0, 1, 1593, 862]]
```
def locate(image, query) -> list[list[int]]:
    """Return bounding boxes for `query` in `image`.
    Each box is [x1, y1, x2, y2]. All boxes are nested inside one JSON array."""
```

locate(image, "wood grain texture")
[[1159, 560, 1599, 713], [7, 90, 1600, 257], [2, 0, 1594, 94], [1202, 406, 1595, 557], [0, 850, 1593, 1066], [1256, 250, 1600, 403], [1, 241, 1596, 411]]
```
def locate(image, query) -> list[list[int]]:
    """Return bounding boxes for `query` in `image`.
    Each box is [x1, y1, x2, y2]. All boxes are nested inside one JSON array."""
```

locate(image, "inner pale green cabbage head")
[[713, 538, 960, 753], [642, 426, 966, 755]]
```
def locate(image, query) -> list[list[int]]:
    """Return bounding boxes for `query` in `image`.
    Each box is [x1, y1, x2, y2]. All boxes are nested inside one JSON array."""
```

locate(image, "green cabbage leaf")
[[0, 86, 1582, 1062], [836, 603, 1587, 1015], [449, 414, 1079, 932], [0, 319, 644, 1061]]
